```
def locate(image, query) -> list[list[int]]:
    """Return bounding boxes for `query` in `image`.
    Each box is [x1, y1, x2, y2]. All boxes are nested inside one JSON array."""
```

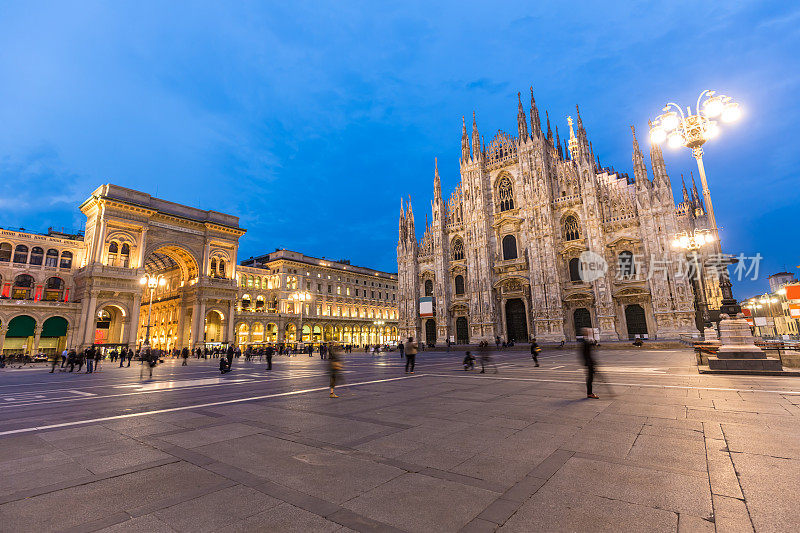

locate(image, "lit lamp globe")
[[660, 112, 680, 131], [702, 97, 725, 118], [704, 122, 720, 140]]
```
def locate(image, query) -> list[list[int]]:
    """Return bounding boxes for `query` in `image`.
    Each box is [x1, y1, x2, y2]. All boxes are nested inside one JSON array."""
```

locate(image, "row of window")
[[0, 243, 73, 269], [449, 216, 582, 263], [239, 272, 396, 291], [0, 274, 67, 301], [239, 296, 395, 319]]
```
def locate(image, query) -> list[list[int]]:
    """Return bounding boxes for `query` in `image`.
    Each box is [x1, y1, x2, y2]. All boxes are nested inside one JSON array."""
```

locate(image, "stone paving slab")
[[1, 348, 799, 531]]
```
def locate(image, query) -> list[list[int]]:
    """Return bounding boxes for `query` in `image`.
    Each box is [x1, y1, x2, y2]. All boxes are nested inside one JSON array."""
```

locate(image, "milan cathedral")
[[397, 88, 719, 345]]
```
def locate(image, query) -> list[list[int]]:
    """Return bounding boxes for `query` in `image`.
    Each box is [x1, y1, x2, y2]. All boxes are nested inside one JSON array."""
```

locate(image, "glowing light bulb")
[[661, 112, 680, 132], [668, 132, 685, 148], [650, 127, 667, 144], [721, 103, 741, 123]]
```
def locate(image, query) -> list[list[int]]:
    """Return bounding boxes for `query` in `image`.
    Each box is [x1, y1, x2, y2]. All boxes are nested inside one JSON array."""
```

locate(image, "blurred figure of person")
[[49, 351, 59, 373], [398, 340, 404, 359], [85, 346, 94, 374], [580, 328, 599, 399], [140, 347, 155, 380], [61, 348, 68, 368], [463, 351, 475, 371], [404, 337, 417, 373], [265, 344, 274, 370], [181, 346, 190, 365], [530, 338, 541, 367], [479, 343, 497, 374], [495, 336, 501, 349], [328, 343, 343, 398]]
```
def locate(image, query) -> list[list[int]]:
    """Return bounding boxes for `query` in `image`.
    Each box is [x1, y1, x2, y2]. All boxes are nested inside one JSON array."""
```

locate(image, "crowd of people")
[[7, 333, 603, 400]]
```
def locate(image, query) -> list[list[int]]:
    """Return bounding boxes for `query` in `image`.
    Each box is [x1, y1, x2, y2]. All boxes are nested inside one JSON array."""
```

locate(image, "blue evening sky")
[[0, 1, 798, 298]]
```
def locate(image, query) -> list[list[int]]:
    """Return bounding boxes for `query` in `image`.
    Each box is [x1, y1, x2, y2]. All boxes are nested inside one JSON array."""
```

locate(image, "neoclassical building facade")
[[0, 184, 397, 356], [398, 89, 717, 345]]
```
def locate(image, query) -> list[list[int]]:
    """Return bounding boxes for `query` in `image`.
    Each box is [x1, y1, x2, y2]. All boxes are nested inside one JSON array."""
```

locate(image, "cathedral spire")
[[555, 124, 562, 159], [631, 126, 649, 189], [648, 120, 668, 187], [529, 87, 541, 138], [434, 157, 441, 199], [461, 116, 470, 162], [690, 171, 702, 209], [545, 110, 553, 145], [471, 111, 481, 159], [517, 92, 528, 142], [681, 174, 690, 205]]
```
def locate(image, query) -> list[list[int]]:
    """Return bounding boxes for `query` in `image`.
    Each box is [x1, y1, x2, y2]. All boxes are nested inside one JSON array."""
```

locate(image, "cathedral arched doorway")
[[205, 311, 223, 343], [456, 317, 469, 344], [425, 319, 436, 347], [95, 305, 125, 346], [505, 299, 528, 342], [625, 304, 648, 339], [574, 308, 592, 338]]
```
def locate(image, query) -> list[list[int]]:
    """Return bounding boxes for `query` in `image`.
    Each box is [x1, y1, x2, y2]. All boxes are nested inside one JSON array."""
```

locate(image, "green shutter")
[[6, 315, 36, 338], [42, 316, 69, 337]]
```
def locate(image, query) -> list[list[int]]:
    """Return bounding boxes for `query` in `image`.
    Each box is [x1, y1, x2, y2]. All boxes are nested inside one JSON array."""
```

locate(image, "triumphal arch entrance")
[[72, 184, 245, 351]]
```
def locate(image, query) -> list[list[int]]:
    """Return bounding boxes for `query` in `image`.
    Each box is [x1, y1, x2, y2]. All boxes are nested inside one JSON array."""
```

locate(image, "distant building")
[[0, 185, 396, 357]]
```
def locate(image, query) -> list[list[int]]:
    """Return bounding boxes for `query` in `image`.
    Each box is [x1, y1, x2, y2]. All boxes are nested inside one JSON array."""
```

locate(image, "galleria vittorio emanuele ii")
[[397, 89, 722, 345]]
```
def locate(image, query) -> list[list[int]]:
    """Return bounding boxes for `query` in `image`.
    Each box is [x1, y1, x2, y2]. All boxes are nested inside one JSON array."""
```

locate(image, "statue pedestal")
[[706, 314, 783, 372]]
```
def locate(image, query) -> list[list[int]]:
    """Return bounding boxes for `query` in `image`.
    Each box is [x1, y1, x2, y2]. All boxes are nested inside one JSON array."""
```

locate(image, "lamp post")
[[139, 273, 167, 347], [650, 90, 742, 317], [672, 229, 716, 337], [289, 291, 311, 347]]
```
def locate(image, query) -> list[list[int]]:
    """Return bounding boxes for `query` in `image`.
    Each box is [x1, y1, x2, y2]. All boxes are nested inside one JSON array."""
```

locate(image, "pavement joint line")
[[419, 373, 800, 395], [0, 374, 422, 437]]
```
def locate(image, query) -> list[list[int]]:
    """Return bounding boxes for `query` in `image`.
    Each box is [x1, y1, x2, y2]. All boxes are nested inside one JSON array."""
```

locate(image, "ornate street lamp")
[[650, 90, 742, 317], [672, 229, 716, 336], [139, 273, 167, 347], [289, 291, 311, 346]]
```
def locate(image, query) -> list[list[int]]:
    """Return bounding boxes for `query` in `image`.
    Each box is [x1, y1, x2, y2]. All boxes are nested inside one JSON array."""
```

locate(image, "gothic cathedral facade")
[[397, 88, 712, 345]]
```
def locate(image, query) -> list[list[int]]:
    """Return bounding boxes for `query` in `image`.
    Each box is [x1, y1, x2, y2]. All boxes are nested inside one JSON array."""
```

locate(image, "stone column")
[[176, 306, 187, 348], [0, 325, 7, 354], [81, 292, 98, 349], [227, 299, 235, 344], [128, 293, 142, 349], [31, 325, 42, 355]]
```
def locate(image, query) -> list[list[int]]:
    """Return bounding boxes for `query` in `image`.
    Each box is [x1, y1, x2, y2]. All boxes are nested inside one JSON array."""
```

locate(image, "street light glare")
[[649, 127, 667, 144], [721, 103, 741, 123], [139, 277, 147, 285], [667, 132, 685, 148], [705, 122, 720, 140], [158, 278, 167, 286]]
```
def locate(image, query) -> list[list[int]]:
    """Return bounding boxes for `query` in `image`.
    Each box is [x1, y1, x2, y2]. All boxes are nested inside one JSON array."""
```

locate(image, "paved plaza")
[[1, 346, 799, 532]]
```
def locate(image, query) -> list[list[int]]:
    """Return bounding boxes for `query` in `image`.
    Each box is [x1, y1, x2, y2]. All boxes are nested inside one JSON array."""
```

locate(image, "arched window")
[[59, 251, 73, 269], [424, 279, 434, 296], [44, 277, 65, 301], [497, 176, 515, 211], [569, 257, 582, 282], [108, 242, 119, 265], [210, 257, 218, 277], [13, 244, 28, 264], [241, 294, 252, 309], [30, 247, 44, 266], [120, 243, 130, 267], [0, 242, 11, 262], [502, 235, 518, 260], [618, 251, 636, 280], [45, 249, 59, 267], [255, 295, 265, 310], [12, 274, 35, 299], [454, 275, 465, 295], [451, 238, 465, 261], [564, 216, 580, 241], [218, 260, 226, 278]]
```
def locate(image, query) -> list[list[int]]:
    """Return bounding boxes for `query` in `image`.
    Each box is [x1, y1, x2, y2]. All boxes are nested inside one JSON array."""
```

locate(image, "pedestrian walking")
[[328, 343, 343, 398], [49, 351, 59, 373], [61, 348, 68, 368], [85, 347, 94, 373], [404, 337, 417, 374], [181, 346, 189, 366], [580, 328, 599, 399], [530, 338, 541, 367], [397, 341, 404, 359], [463, 351, 475, 371], [140, 347, 154, 380]]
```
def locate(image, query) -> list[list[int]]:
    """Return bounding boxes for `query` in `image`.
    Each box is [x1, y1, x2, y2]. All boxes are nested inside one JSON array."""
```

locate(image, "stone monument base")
[[706, 314, 784, 372]]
